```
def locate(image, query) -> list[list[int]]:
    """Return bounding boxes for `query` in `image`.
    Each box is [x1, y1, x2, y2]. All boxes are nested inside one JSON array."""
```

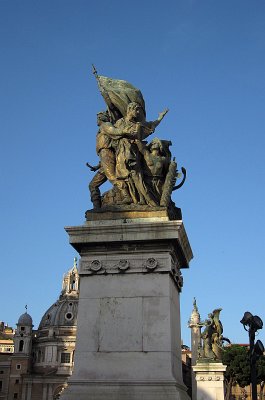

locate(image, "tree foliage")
[[222, 345, 265, 400], [257, 355, 265, 384], [222, 345, 250, 400], [222, 345, 250, 387]]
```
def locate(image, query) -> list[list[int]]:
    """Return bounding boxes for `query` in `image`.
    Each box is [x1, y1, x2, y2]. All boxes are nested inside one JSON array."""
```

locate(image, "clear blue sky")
[[1, 0, 264, 347]]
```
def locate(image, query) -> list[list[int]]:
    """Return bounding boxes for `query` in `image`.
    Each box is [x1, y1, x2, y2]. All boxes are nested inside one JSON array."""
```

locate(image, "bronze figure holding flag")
[[87, 67, 186, 210]]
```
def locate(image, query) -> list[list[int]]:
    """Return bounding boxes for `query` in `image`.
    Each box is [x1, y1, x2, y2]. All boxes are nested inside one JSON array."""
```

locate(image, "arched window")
[[70, 279, 76, 290], [19, 340, 24, 352]]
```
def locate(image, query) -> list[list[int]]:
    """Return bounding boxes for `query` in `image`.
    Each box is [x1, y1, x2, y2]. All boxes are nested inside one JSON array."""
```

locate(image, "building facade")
[[0, 323, 14, 355], [1, 259, 79, 400]]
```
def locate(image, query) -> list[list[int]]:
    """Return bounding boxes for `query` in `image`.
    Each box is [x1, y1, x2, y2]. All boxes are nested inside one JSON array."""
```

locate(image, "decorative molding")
[[144, 258, 158, 271], [117, 259, 130, 272], [82, 259, 105, 274], [171, 268, 183, 292], [65, 220, 193, 268], [197, 375, 222, 382], [90, 260, 103, 272], [175, 269, 183, 290], [79, 255, 176, 276]]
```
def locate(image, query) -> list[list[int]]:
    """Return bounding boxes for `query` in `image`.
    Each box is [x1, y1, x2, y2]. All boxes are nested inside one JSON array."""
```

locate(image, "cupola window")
[[65, 312, 73, 321], [70, 280, 76, 290]]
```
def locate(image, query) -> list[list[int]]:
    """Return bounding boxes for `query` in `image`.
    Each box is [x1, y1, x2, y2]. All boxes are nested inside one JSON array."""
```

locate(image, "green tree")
[[222, 346, 265, 400], [222, 345, 250, 400]]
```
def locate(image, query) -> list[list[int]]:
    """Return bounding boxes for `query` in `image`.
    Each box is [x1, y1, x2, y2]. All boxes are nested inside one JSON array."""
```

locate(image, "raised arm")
[[141, 108, 169, 139], [152, 108, 169, 128]]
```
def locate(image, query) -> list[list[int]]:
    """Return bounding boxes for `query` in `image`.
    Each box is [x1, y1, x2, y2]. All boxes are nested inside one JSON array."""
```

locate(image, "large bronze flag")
[[95, 73, 146, 122]]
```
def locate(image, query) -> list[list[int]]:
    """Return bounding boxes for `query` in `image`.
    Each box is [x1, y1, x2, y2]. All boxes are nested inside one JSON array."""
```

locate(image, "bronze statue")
[[199, 308, 230, 361], [136, 138, 172, 204], [87, 67, 186, 209], [87, 111, 114, 208]]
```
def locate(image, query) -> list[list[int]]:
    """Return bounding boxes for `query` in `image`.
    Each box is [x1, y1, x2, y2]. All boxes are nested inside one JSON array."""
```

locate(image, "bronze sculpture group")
[[87, 67, 186, 209], [199, 308, 230, 361]]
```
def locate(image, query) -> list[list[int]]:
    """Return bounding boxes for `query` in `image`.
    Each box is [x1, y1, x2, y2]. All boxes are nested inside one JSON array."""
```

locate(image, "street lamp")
[[240, 311, 264, 400]]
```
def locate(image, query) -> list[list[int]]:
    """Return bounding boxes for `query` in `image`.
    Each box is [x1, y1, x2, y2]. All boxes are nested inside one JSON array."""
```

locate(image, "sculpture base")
[[192, 361, 226, 400], [85, 204, 182, 222], [61, 215, 193, 400], [60, 381, 189, 400]]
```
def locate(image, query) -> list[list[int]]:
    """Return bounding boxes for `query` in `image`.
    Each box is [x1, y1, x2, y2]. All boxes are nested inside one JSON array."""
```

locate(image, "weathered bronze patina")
[[87, 67, 186, 214], [199, 308, 230, 361]]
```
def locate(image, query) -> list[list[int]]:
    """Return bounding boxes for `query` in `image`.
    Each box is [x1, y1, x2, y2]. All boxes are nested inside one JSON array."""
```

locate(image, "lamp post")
[[240, 312, 264, 400]]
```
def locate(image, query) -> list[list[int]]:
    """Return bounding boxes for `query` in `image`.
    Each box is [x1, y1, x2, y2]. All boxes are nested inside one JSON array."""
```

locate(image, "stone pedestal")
[[60, 210, 193, 400], [192, 361, 226, 400]]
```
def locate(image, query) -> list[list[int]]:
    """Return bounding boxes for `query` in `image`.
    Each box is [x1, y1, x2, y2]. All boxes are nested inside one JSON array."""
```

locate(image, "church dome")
[[31, 259, 79, 374], [38, 297, 78, 329], [38, 258, 79, 330], [18, 312, 33, 326]]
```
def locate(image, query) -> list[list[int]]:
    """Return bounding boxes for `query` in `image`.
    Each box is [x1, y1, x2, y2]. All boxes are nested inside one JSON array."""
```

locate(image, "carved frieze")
[[197, 375, 223, 382], [79, 255, 168, 275], [82, 259, 105, 275], [116, 259, 130, 272], [144, 258, 158, 271]]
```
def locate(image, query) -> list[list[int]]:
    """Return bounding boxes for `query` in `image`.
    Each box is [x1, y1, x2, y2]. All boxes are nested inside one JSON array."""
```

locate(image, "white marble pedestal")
[[61, 210, 193, 400], [192, 361, 226, 400]]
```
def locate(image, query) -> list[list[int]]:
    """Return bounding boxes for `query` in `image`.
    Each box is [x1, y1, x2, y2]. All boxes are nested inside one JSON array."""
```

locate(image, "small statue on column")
[[199, 308, 230, 361]]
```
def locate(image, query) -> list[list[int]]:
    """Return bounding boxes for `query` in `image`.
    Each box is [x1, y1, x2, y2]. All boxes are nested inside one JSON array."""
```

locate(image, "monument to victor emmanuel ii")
[[60, 68, 193, 400]]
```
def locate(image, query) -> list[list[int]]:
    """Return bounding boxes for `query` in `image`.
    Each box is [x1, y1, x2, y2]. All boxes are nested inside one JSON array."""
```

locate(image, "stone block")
[[61, 217, 192, 400], [143, 296, 171, 351], [98, 297, 142, 352], [193, 361, 226, 400]]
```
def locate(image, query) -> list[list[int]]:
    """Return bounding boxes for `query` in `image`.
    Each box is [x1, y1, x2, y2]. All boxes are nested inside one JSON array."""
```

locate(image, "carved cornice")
[[65, 219, 193, 268]]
